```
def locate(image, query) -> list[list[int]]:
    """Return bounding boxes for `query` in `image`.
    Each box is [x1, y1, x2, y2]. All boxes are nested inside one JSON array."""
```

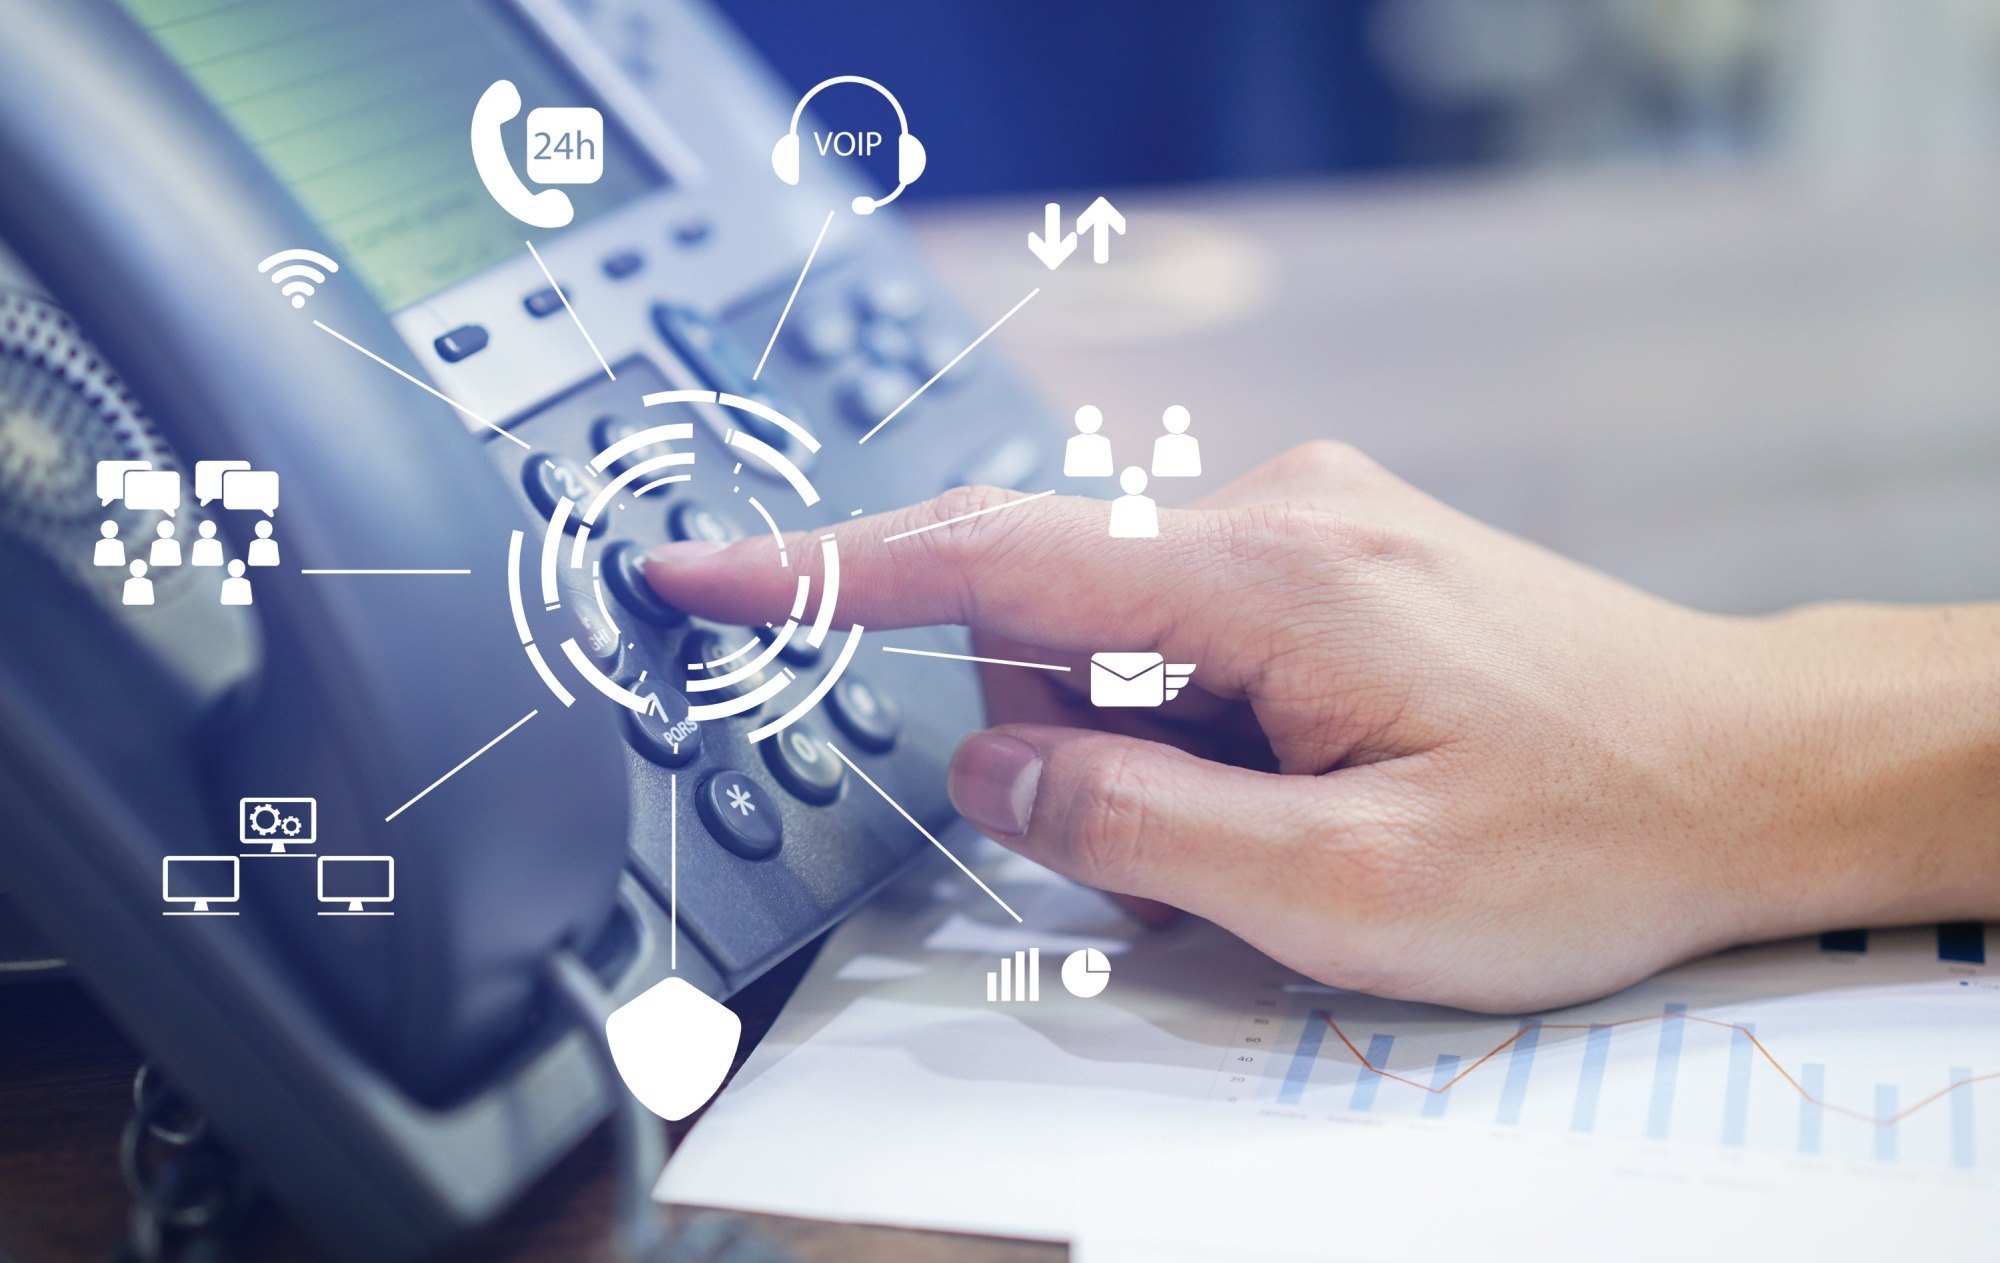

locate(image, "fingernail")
[[950, 733, 1042, 839], [645, 540, 729, 566]]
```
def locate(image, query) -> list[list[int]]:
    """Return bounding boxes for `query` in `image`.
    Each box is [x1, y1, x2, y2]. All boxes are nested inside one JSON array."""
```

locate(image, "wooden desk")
[[0, 963, 1062, 1263]]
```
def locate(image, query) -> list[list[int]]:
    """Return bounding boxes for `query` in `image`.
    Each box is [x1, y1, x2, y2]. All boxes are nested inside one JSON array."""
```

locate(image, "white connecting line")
[[882, 488, 1053, 543], [858, 287, 1041, 444], [300, 569, 471, 575], [753, 209, 836, 382], [313, 320, 530, 450], [828, 742, 1021, 922], [525, 240, 615, 382], [384, 709, 538, 823], [883, 646, 1069, 672]]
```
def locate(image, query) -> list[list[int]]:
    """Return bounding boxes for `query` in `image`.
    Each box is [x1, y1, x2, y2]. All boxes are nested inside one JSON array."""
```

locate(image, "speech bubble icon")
[[96, 460, 152, 506], [194, 460, 252, 505], [221, 468, 280, 517], [122, 468, 182, 516]]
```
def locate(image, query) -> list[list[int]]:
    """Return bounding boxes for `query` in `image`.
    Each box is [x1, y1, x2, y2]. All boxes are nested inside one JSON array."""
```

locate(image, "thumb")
[[948, 724, 1338, 923]]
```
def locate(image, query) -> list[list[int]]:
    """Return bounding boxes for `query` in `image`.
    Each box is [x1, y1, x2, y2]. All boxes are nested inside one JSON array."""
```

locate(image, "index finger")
[[642, 485, 1259, 689]]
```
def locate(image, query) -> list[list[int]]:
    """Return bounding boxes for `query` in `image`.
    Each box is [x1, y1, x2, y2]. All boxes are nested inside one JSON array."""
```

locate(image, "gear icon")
[[280, 815, 302, 836], [246, 802, 282, 837]]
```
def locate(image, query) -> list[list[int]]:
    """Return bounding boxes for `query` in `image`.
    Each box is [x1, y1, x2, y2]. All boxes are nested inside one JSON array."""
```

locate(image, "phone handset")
[[471, 79, 574, 229]]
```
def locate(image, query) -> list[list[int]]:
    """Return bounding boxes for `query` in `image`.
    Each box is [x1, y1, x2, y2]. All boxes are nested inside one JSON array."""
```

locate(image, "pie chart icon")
[[1060, 948, 1112, 998]]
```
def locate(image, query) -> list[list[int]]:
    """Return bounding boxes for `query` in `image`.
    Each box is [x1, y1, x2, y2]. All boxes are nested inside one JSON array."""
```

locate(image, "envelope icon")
[[1089, 652, 1195, 707]]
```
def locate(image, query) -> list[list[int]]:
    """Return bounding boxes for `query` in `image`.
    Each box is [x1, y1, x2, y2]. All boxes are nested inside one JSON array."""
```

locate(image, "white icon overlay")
[[1089, 653, 1194, 708], [1061, 948, 1113, 998], [1108, 467, 1157, 539], [1063, 405, 1114, 478], [605, 976, 744, 1121], [241, 797, 317, 854], [256, 249, 339, 309], [986, 948, 1041, 1003], [318, 855, 396, 916], [162, 855, 240, 916], [94, 458, 281, 607], [472, 79, 601, 228], [773, 76, 927, 215], [1029, 197, 1124, 270]]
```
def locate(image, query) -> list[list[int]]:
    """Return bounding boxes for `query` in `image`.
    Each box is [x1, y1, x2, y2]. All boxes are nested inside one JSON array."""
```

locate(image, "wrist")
[[1727, 603, 2000, 940]]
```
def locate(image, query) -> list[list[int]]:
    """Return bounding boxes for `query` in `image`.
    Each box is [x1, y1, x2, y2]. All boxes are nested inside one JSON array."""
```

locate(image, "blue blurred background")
[[716, 0, 1851, 198], [717, 0, 2000, 616]]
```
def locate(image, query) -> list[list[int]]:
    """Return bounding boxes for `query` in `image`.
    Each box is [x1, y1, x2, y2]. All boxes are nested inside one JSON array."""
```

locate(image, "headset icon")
[[771, 76, 927, 215]]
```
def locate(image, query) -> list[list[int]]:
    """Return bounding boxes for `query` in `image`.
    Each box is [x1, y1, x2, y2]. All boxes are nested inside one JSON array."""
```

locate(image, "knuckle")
[[1270, 439, 1380, 484], [1056, 746, 1168, 886]]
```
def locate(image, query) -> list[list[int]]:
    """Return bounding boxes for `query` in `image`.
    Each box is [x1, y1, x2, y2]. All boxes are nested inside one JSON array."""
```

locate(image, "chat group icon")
[[221, 468, 280, 516], [194, 460, 251, 505], [96, 461, 183, 517]]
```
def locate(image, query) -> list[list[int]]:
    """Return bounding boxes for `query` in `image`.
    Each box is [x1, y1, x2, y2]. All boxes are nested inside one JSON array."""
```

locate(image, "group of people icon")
[[96, 517, 280, 607], [1063, 404, 1203, 539]]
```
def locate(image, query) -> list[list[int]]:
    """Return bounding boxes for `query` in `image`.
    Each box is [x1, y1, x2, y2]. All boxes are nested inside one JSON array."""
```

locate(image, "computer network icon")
[[318, 855, 394, 916]]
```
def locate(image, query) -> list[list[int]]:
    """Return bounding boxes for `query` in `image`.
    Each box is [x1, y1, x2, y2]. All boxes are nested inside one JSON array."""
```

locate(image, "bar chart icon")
[[986, 949, 1040, 1003]]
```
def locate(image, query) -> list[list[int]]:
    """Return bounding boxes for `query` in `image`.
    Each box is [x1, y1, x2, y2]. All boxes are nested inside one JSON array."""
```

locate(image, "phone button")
[[790, 303, 857, 364], [828, 675, 901, 752], [626, 686, 702, 768], [524, 287, 567, 318], [522, 452, 601, 517], [433, 325, 490, 363], [854, 276, 926, 324], [558, 573, 623, 672], [762, 726, 843, 805], [682, 629, 771, 701], [602, 540, 686, 626], [859, 318, 916, 368], [696, 771, 783, 860], [669, 501, 745, 545], [838, 366, 919, 429], [593, 413, 667, 477], [602, 250, 644, 280], [754, 622, 820, 666]]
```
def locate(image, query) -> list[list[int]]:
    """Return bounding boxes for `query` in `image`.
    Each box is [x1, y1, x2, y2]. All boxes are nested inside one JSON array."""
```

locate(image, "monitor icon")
[[240, 797, 316, 854], [162, 856, 239, 916], [317, 856, 394, 916]]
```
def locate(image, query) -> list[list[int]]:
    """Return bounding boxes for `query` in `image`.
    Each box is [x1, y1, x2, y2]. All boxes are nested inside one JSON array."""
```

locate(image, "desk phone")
[[0, 1, 1063, 1258]]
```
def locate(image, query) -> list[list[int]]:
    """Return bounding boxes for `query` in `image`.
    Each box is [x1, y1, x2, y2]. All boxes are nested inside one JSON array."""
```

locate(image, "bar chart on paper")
[[666, 852, 1999, 1261], [1213, 923, 1999, 1175]]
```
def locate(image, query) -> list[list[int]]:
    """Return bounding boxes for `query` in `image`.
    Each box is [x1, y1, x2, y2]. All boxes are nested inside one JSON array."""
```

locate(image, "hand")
[[647, 443, 2000, 1011]]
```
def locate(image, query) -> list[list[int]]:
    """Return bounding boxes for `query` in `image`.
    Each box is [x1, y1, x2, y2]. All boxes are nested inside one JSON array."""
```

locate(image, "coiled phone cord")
[[113, 1062, 251, 1263]]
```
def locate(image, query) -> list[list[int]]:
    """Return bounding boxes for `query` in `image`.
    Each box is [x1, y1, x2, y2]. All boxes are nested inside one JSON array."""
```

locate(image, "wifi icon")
[[257, 248, 340, 309]]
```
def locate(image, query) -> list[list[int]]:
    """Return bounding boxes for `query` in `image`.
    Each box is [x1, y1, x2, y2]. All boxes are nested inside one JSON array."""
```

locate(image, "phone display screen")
[[117, 0, 667, 312]]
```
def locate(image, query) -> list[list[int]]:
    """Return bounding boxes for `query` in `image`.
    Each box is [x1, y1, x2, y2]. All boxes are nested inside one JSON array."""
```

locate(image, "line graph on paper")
[[1210, 923, 1998, 1174]]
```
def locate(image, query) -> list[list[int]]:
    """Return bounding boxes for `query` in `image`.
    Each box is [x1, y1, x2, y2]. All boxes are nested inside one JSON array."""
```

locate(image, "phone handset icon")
[[471, 79, 575, 229]]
